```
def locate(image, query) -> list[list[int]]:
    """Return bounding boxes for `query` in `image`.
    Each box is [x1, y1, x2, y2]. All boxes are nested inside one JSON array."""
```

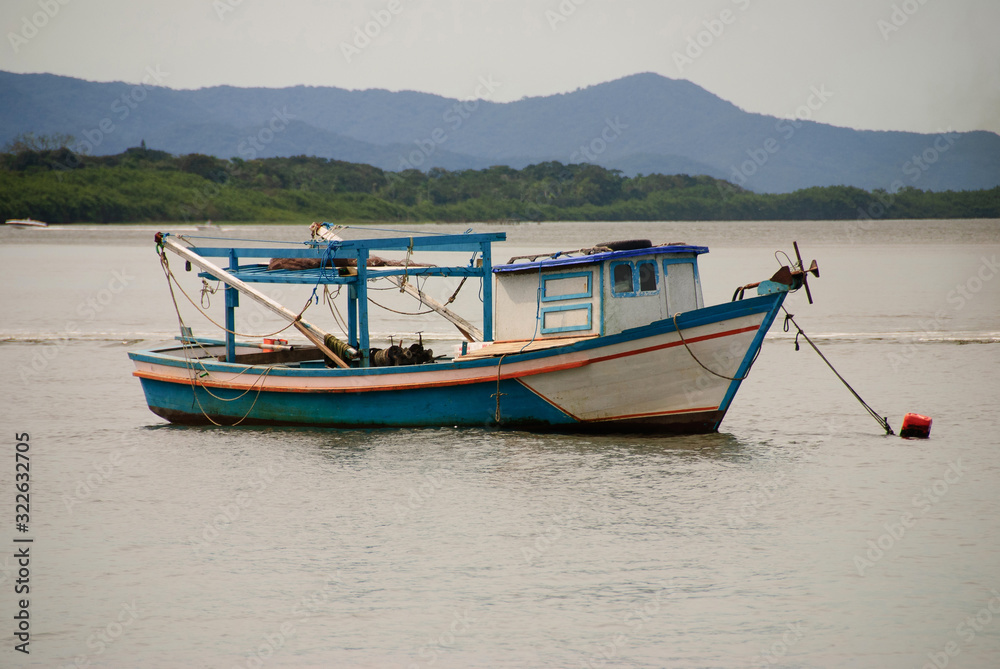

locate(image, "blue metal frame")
[[224, 250, 239, 362], [203, 264, 487, 285], [186, 232, 506, 257], [480, 240, 493, 342], [540, 304, 593, 334], [168, 231, 505, 366]]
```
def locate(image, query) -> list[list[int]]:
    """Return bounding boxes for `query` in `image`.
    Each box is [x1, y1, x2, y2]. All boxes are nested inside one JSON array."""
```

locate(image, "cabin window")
[[611, 260, 659, 297], [612, 263, 633, 294], [663, 259, 698, 313], [638, 261, 658, 292], [540, 304, 593, 334], [542, 271, 593, 301]]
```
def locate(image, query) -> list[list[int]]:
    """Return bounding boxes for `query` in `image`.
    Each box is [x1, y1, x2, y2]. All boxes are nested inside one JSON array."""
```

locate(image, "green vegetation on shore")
[[2, 144, 998, 224]]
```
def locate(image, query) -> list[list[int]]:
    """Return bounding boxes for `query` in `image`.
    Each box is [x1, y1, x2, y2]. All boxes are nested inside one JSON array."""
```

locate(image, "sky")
[[2, 0, 999, 136]]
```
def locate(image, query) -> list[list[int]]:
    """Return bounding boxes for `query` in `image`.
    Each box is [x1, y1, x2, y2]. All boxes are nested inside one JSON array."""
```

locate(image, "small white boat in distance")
[[5, 218, 48, 228]]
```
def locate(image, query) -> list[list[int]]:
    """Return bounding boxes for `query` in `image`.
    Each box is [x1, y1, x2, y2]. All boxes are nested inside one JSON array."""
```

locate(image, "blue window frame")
[[662, 258, 700, 309], [541, 271, 593, 302], [540, 304, 593, 334], [611, 261, 633, 295], [637, 260, 658, 292], [610, 260, 659, 297]]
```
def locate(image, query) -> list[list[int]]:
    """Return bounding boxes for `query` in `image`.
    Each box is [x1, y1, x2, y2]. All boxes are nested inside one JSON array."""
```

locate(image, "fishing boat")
[[128, 225, 818, 432], [5, 218, 47, 228]]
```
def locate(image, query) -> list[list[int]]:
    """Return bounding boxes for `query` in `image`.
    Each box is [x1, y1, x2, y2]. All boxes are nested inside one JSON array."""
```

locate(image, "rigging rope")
[[672, 312, 750, 381], [368, 269, 470, 317], [157, 249, 277, 426], [368, 296, 436, 316], [398, 237, 414, 292], [200, 279, 219, 308], [781, 307, 894, 435], [322, 285, 350, 339], [159, 252, 306, 339]]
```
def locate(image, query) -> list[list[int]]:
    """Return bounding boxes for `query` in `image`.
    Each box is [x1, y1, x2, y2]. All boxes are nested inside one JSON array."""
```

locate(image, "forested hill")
[[3, 70, 999, 194], [2, 146, 997, 224]]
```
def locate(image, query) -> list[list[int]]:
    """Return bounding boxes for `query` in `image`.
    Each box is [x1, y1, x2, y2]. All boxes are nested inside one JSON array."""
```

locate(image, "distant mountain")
[[2, 70, 998, 193]]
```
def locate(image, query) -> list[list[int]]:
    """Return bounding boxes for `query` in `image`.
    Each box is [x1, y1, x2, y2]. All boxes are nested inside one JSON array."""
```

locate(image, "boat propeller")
[[731, 241, 820, 303], [789, 241, 820, 304]]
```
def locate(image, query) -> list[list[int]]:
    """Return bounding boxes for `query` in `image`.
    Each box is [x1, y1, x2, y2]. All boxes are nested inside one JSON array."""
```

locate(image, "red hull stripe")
[[587, 324, 760, 365], [133, 323, 760, 394]]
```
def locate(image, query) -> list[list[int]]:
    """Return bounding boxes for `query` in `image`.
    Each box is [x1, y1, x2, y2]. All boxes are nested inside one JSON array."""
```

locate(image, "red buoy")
[[900, 413, 933, 439]]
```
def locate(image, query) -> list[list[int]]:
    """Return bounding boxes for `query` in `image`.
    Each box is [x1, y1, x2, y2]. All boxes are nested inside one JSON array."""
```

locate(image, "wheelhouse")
[[493, 244, 708, 341]]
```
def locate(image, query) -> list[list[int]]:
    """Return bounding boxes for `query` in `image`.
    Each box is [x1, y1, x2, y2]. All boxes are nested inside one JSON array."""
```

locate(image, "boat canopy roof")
[[494, 244, 709, 274]]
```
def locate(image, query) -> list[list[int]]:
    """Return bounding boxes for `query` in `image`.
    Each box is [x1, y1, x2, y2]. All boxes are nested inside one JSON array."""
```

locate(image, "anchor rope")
[[781, 307, 894, 435], [493, 354, 508, 423]]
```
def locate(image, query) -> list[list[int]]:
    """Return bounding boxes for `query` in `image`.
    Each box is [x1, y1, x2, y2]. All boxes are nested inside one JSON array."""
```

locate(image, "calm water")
[[1, 219, 999, 668]]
